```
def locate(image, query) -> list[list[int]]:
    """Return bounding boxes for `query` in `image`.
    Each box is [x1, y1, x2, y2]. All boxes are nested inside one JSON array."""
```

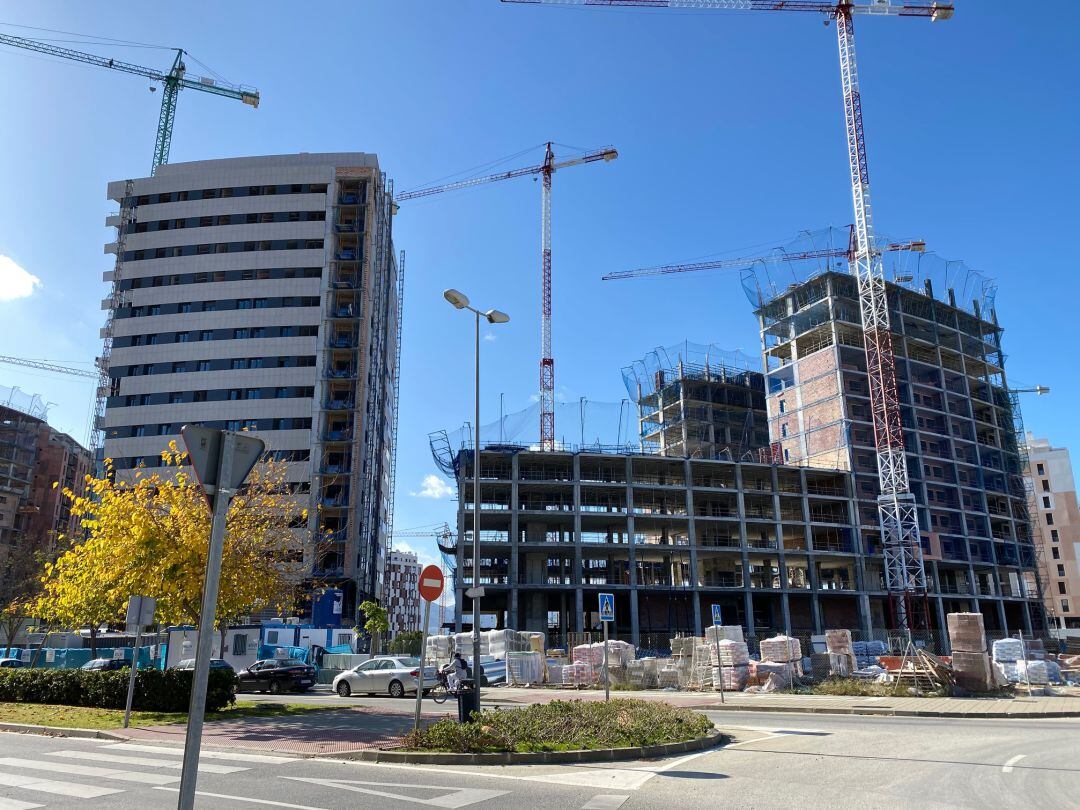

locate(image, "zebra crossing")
[[0, 741, 296, 808]]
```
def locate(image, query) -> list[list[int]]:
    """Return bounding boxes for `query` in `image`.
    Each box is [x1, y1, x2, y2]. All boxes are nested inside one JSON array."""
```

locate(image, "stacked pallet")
[[825, 629, 857, 675], [507, 651, 545, 686], [561, 661, 594, 686], [705, 625, 745, 644], [948, 612, 994, 692]]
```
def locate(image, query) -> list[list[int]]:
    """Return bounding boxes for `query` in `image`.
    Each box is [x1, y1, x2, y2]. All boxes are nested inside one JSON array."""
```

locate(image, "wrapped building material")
[[825, 629, 853, 655], [453, 632, 489, 657], [760, 635, 802, 663], [562, 661, 595, 686], [670, 636, 696, 657], [705, 625, 745, 644], [712, 664, 749, 691], [710, 639, 750, 667], [1016, 659, 1050, 685], [507, 651, 545, 686], [951, 650, 995, 692], [947, 612, 987, 654], [658, 664, 682, 689], [750, 660, 796, 689], [992, 638, 1024, 664]]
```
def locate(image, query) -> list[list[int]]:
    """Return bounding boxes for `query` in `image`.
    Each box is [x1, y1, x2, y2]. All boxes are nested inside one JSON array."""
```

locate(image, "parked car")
[[81, 658, 129, 671], [236, 658, 316, 694], [332, 656, 438, 699], [171, 658, 236, 674], [0, 658, 24, 669]]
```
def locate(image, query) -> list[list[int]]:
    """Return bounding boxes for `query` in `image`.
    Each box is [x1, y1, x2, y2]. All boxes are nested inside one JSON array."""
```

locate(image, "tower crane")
[[389, 524, 456, 627], [396, 142, 619, 452], [503, 0, 954, 635], [0, 33, 259, 174], [0, 356, 98, 380]]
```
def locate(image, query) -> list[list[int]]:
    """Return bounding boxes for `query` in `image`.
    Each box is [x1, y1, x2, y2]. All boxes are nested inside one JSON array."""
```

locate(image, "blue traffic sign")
[[599, 593, 615, 623], [711, 604, 723, 626]]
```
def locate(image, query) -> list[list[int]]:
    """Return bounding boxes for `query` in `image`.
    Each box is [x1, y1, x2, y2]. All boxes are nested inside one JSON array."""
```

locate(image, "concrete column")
[[1021, 600, 1034, 636], [780, 593, 792, 636], [574, 587, 584, 634], [508, 453, 520, 630], [858, 593, 873, 638], [934, 597, 948, 651], [996, 598, 1009, 636], [736, 463, 753, 636], [685, 457, 702, 636], [626, 455, 640, 646]]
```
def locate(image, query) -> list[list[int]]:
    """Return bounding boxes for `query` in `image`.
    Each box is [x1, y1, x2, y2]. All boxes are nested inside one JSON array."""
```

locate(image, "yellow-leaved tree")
[[36, 443, 308, 652]]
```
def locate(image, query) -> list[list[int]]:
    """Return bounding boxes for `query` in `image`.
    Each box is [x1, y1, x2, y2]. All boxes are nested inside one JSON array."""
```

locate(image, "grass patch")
[[788, 678, 950, 698], [403, 698, 713, 754], [0, 701, 332, 730]]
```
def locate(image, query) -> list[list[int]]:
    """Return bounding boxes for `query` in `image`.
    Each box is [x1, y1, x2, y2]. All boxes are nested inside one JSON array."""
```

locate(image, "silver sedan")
[[332, 656, 438, 699]]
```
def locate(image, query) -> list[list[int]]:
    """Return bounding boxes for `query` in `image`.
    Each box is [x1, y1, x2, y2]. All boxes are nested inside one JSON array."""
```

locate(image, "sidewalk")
[[120, 706, 427, 755], [490, 686, 1080, 718]]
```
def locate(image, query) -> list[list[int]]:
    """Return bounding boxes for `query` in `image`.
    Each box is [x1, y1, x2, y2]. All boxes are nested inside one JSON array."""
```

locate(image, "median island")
[[402, 698, 714, 754]]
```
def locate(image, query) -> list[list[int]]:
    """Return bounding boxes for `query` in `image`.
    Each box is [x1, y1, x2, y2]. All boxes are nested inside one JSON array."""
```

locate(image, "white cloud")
[[0, 256, 41, 302], [483, 332, 496, 342], [393, 540, 441, 570], [410, 474, 453, 499]]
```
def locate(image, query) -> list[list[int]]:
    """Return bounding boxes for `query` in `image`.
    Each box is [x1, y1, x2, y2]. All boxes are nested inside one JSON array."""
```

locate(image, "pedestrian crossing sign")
[[599, 593, 615, 623], [712, 604, 723, 626]]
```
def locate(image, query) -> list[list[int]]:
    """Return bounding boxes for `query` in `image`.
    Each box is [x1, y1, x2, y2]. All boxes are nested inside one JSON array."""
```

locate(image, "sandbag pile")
[[948, 612, 994, 692]]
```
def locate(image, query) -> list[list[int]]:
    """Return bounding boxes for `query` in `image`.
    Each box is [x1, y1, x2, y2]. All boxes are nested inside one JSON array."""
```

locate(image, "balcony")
[[323, 367, 357, 380], [338, 193, 359, 205], [323, 399, 355, 411], [334, 221, 360, 233], [332, 305, 357, 318], [335, 249, 358, 262], [322, 429, 352, 442], [328, 336, 358, 349]]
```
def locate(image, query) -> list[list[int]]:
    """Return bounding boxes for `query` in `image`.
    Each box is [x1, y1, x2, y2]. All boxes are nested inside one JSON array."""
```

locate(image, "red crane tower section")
[[503, 0, 954, 635]]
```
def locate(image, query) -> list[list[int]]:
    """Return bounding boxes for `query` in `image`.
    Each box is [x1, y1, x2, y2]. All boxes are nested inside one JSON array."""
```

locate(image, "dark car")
[[81, 657, 129, 671], [172, 658, 236, 674], [0, 658, 24, 669], [236, 658, 316, 694]]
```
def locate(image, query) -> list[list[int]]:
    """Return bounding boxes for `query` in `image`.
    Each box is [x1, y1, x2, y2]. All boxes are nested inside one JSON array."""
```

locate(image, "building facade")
[[454, 448, 877, 646], [1025, 435, 1080, 630], [27, 425, 92, 552], [100, 153, 401, 619], [756, 270, 1045, 636], [385, 550, 420, 637]]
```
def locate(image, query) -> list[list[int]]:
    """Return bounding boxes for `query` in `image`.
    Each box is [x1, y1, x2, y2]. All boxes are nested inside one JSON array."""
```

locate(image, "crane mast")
[[396, 143, 617, 450], [503, 0, 952, 634]]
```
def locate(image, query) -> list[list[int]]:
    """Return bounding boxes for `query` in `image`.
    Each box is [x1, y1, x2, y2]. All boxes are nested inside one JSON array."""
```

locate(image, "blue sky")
[[1, 1, 1077, 573]]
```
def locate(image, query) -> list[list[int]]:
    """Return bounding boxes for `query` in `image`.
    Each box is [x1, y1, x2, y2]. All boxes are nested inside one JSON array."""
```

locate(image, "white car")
[[332, 656, 438, 699]]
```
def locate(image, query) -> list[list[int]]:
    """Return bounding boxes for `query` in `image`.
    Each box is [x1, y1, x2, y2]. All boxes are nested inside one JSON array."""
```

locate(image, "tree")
[[388, 630, 423, 657], [359, 600, 389, 655], [36, 444, 308, 642]]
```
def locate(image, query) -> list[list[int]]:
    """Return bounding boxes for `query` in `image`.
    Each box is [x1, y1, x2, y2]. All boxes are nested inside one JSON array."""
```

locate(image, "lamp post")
[[443, 288, 509, 714]]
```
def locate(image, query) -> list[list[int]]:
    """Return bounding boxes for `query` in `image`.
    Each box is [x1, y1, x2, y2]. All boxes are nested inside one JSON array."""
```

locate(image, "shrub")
[[0, 668, 236, 713], [403, 698, 713, 753], [388, 631, 423, 656]]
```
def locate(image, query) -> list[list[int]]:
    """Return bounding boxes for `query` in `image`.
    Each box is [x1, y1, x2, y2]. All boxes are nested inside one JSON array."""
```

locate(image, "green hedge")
[[0, 668, 236, 713]]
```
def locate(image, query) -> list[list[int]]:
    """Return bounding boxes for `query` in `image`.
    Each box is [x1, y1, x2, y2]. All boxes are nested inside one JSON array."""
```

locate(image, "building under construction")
[[623, 343, 770, 461], [754, 262, 1047, 637]]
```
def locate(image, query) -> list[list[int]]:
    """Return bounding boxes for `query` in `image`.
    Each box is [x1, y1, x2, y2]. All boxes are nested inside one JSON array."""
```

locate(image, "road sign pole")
[[603, 620, 610, 702], [711, 604, 724, 705], [122, 623, 142, 729], [414, 598, 432, 732], [177, 431, 236, 810]]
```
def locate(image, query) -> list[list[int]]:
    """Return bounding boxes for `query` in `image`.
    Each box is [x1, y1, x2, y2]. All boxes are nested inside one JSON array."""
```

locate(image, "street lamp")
[[1013, 386, 1050, 396], [443, 288, 509, 713]]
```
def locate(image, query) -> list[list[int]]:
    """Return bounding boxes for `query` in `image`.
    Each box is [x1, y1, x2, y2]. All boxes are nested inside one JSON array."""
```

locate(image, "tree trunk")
[[31, 627, 51, 668], [89, 625, 98, 657]]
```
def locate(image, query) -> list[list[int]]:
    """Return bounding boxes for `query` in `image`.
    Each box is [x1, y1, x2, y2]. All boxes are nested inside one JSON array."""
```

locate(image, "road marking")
[[1002, 754, 1026, 773], [282, 777, 510, 807], [0, 756, 178, 785], [0, 771, 123, 798], [581, 795, 629, 809], [0, 798, 44, 810], [51, 750, 247, 774], [101, 743, 296, 763], [154, 786, 328, 809]]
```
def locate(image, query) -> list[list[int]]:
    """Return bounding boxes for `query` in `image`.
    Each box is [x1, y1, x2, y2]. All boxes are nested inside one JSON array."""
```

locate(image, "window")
[[229, 389, 242, 401], [251, 327, 266, 339], [178, 331, 192, 343], [779, 399, 786, 414], [1052, 547, 1061, 560], [1037, 464, 1045, 476], [254, 298, 268, 309], [169, 393, 183, 404], [234, 328, 250, 339], [1042, 479, 1050, 492], [1062, 600, 1070, 613], [231, 358, 249, 370], [265, 630, 279, 644], [1052, 529, 1060, 541], [1059, 582, 1067, 595], [780, 424, 788, 438], [1058, 565, 1066, 577], [232, 634, 247, 655], [1046, 514, 1055, 526], [201, 330, 213, 341], [237, 299, 253, 310], [172, 362, 186, 373], [194, 390, 208, 402], [1043, 496, 1052, 508], [275, 387, 288, 399], [158, 424, 171, 435], [227, 421, 242, 431], [247, 388, 260, 400], [134, 426, 146, 437]]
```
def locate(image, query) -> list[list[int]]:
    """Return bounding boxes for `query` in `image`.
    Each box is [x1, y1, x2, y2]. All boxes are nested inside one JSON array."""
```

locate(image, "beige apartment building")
[[1026, 434, 1080, 630]]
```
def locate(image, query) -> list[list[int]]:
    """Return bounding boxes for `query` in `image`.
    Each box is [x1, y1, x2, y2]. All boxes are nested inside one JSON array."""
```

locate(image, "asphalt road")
[[0, 711, 1076, 808]]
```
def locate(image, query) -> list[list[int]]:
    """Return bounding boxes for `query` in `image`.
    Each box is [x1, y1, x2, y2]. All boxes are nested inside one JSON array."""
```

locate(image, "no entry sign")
[[418, 565, 445, 603]]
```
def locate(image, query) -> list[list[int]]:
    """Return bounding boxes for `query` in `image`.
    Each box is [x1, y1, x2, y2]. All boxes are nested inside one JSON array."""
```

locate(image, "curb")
[[699, 703, 1080, 719], [0, 722, 128, 740], [324, 728, 726, 765]]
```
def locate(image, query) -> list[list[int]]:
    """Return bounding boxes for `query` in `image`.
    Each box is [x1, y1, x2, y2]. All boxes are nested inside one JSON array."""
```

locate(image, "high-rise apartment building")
[[1025, 435, 1080, 631], [385, 550, 420, 637], [100, 153, 401, 620], [756, 270, 1046, 636]]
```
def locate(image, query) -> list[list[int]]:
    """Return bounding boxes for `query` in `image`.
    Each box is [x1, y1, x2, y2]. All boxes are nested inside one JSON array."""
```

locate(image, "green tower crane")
[[0, 34, 259, 174]]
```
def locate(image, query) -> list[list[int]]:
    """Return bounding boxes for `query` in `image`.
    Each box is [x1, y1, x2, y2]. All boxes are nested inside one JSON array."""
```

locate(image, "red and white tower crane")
[[395, 142, 618, 451], [504, 0, 953, 634]]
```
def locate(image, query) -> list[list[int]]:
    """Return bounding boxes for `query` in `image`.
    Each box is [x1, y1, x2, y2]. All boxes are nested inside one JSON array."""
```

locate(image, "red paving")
[[122, 706, 456, 755]]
